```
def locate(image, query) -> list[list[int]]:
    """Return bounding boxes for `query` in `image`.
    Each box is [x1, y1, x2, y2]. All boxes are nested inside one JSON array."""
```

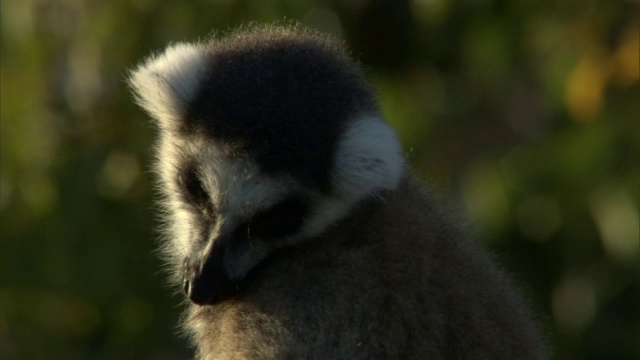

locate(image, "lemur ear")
[[128, 43, 208, 130], [332, 116, 404, 201]]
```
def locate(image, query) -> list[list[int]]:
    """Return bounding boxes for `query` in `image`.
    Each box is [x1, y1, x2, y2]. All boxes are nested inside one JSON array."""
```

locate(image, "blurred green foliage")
[[1, 0, 638, 359]]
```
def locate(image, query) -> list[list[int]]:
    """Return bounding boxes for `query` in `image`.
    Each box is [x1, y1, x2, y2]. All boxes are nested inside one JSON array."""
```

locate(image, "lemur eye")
[[247, 197, 308, 239], [179, 165, 215, 219]]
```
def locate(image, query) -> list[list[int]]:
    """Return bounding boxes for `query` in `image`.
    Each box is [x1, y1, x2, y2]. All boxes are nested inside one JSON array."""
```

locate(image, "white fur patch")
[[300, 116, 404, 239], [128, 42, 208, 128], [332, 116, 404, 201]]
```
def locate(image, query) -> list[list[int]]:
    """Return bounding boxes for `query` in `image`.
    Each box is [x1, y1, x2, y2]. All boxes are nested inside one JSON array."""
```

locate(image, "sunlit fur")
[[129, 25, 548, 359], [129, 43, 208, 129]]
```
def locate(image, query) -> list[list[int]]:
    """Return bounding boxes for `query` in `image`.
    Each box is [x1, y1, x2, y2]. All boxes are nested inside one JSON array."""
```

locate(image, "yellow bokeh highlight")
[[565, 24, 639, 122], [565, 50, 609, 122], [611, 26, 640, 87]]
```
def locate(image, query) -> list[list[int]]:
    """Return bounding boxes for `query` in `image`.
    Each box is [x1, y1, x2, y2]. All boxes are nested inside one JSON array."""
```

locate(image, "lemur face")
[[129, 26, 404, 304], [173, 150, 309, 303]]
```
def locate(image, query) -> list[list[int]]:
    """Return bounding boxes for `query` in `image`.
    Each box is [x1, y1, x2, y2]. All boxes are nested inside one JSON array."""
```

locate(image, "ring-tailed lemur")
[[128, 25, 548, 360]]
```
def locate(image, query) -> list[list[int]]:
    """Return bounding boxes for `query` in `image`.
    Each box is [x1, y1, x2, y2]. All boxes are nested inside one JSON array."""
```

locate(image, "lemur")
[[128, 24, 548, 360]]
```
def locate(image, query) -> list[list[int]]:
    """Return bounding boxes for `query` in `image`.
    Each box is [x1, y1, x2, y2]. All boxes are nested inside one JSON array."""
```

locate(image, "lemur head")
[[128, 25, 404, 305]]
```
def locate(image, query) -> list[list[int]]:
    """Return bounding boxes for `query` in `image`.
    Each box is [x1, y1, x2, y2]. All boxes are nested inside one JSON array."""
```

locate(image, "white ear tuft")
[[332, 116, 404, 201], [128, 42, 208, 128]]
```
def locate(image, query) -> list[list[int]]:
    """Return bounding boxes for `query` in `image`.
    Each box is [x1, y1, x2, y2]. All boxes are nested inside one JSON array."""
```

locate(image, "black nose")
[[182, 245, 237, 305], [182, 260, 209, 304]]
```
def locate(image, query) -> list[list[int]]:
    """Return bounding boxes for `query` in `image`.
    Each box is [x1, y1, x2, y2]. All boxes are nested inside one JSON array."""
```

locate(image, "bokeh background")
[[2, 0, 639, 359]]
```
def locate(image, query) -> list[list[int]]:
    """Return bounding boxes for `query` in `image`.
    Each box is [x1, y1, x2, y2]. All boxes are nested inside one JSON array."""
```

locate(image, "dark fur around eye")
[[178, 164, 215, 219], [246, 197, 309, 240]]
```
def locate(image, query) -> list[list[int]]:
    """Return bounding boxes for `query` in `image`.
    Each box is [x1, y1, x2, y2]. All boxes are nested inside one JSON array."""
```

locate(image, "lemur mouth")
[[182, 240, 295, 305]]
